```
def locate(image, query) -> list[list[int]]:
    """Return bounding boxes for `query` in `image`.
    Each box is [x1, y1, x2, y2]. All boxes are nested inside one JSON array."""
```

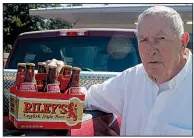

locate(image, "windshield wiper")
[[80, 67, 93, 71]]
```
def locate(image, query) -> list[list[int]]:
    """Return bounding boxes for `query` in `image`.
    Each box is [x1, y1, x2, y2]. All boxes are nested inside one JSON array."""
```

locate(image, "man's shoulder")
[[117, 63, 146, 79]]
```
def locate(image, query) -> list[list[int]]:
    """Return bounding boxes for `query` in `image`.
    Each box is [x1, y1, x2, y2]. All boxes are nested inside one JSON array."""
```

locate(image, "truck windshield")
[[8, 36, 141, 72]]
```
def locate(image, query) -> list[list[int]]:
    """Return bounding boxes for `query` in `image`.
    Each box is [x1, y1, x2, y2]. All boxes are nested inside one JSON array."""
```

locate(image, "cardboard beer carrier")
[[9, 61, 86, 129]]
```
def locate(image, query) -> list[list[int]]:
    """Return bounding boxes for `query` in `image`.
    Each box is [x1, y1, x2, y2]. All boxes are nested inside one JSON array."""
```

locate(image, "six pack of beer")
[[9, 60, 86, 129]]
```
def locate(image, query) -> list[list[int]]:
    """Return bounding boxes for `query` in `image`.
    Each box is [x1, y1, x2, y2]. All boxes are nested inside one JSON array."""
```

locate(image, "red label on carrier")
[[47, 84, 60, 93], [19, 82, 37, 92], [69, 87, 86, 95]]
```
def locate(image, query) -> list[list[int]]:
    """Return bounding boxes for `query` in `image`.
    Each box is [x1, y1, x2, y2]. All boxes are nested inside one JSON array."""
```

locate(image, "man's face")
[[137, 15, 184, 83]]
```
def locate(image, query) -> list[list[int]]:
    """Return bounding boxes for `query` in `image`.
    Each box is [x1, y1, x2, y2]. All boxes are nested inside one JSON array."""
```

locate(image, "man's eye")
[[157, 37, 166, 40], [140, 39, 147, 43]]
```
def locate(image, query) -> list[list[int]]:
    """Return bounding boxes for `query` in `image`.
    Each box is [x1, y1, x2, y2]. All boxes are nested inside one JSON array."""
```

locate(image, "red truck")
[[4, 28, 141, 136]]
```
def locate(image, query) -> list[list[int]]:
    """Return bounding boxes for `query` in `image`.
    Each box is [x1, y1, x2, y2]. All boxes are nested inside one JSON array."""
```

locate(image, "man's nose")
[[147, 50, 157, 56], [147, 42, 157, 56]]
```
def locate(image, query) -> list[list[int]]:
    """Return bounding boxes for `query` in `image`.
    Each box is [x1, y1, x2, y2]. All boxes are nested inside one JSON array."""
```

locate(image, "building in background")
[[29, 4, 192, 33]]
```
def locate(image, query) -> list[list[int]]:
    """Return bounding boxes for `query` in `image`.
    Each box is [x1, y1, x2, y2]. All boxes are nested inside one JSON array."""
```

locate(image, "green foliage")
[[3, 4, 70, 52], [67, 4, 82, 7]]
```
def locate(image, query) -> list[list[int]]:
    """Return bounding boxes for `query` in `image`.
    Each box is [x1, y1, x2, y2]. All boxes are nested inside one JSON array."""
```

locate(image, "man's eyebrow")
[[156, 30, 167, 36], [138, 35, 146, 39]]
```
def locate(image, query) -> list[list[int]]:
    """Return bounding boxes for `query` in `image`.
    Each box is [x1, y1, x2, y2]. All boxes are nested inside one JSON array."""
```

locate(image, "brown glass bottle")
[[47, 64, 58, 84], [16, 63, 26, 88], [59, 65, 72, 93], [23, 63, 35, 83], [60, 65, 72, 75], [37, 62, 47, 92], [69, 67, 81, 87], [38, 62, 46, 73], [46, 64, 60, 93]]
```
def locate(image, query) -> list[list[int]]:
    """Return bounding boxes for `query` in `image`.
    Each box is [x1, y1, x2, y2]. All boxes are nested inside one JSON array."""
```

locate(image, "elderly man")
[[44, 6, 192, 136], [83, 6, 192, 136]]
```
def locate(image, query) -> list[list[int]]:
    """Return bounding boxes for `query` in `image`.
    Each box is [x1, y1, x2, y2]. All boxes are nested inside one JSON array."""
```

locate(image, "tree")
[[3, 4, 70, 53], [3, 4, 37, 52], [67, 4, 82, 7]]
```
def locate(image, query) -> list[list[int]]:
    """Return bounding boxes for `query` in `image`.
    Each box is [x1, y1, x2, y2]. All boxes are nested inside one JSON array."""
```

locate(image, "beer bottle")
[[23, 63, 35, 83], [20, 63, 37, 92], [15, 63, 26, 89], [38, 62, 47, 73], [59, 65, 72, 93], [60, 65, 72, 76], [37, 62, 47, 92], [67, 67, 82, 95], [70, 67, 81, 87], [47, 64, 58, 84], [46, 63, 60, 93]]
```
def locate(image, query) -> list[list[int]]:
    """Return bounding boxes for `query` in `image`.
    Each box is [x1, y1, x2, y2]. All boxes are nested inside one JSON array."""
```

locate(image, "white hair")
[[136, 6, 184, 38]]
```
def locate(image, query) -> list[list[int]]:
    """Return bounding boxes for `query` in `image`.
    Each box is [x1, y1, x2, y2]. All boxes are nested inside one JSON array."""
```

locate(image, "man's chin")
[[147, 69, 161, 79]]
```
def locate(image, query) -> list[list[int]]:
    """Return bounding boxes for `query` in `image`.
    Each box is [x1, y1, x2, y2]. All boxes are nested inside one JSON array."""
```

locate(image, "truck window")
[[8, 36, 141, 72]]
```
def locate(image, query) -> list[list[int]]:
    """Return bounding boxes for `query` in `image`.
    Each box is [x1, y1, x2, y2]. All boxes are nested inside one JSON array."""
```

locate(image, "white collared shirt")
[[84, 51, 192, 136], [158, 82, 169, 94]]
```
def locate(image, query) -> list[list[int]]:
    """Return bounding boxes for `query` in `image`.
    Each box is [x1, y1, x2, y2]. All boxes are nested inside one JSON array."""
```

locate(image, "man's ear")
[[181, 32, 190, 48], [181, 32, 190, 57]]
